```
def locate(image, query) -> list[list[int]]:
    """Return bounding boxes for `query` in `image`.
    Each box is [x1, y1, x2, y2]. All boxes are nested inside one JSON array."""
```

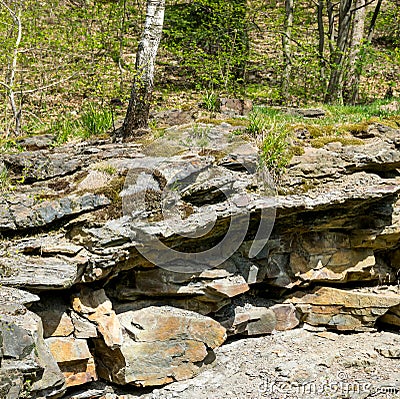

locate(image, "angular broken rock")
[[0, 286, 39, 306], [0, 303, 66, 398], [0, 254, 85, 291], [287, 286, 400, 331], [33, 296, 74, 338], [94, 306, 226, 387], [114, 268, 249, 298], [45, 337, 97, 387], [217, 300, 299, 336], [72, 288, 123, 349]]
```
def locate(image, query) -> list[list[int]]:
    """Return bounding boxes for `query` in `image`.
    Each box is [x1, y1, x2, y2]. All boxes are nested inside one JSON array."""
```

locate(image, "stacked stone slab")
[[1, 119, 400, 394]]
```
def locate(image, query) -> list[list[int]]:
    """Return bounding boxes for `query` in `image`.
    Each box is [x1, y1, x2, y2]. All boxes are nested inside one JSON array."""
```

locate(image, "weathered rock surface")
[[72, 288, 123, 349], [288, 286, 400, 331], [0, 297, 66, 398], [215, 296, 300, 336], [1, 117, 400, 395], [94, 306, 226, 387], [45, 337, 97, 388]]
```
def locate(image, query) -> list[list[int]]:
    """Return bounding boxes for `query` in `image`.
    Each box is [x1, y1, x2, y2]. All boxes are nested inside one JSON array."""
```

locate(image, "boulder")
[[94, 306, 226, 387], [219, 98, 253, 116]]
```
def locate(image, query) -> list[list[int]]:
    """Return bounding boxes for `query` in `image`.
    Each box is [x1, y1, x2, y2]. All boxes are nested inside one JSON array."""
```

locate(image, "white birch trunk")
[[122, 0, 165, 138], [282, 0, 294, 102]]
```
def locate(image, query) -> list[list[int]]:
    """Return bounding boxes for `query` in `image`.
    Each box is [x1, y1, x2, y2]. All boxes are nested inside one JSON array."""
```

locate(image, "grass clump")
[[92, 162, 117, 176], [51, 103, 113, 145], [246, 108, 292, 176], [0, 166, 14, 192], [260, 129, 291, 174], [201, 91, 220, 112]]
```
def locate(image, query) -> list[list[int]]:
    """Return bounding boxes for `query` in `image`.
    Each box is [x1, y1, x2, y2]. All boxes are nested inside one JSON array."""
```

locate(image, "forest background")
[[0, 0, 399, 139]]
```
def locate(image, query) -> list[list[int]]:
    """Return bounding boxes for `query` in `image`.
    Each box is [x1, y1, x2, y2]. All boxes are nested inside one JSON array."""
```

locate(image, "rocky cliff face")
[[1, 118, 400, 398]]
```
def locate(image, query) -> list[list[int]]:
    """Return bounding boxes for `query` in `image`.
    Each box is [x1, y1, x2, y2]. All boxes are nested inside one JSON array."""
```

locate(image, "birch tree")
[[122, 0, 165, 139], [0, 0, 22, 136], [282, 0, 294, 101]]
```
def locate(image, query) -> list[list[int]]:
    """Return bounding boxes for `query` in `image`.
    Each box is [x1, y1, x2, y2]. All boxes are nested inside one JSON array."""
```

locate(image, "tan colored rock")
[[289, 232, 390, 284], [45, 337, 97, 387], [70, 311, 98, 339], [245, 307, 276, 336], [205, 275, 249, 298], [270, 303, 300, 331], [288, 286, 400, 331], [40, 310, 74, 338], [72, 288, 123, 349], [218, 302, 299, 336], [94, 306, 226, 387]]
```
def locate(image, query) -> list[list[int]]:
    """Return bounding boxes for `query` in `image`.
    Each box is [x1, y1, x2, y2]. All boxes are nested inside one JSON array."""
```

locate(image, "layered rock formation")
[[1, 117, 400, 396]]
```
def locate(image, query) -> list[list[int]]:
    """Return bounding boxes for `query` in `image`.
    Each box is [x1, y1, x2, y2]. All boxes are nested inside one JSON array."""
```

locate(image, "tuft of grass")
[[51, 103, 113, 145], [260, 129, 291, 175], [246, 109, 269, 136], [0, 166, 14, 192], [93, 162, 117, 176], [79, 103, 113, 138], [201, 91, 220, 112]]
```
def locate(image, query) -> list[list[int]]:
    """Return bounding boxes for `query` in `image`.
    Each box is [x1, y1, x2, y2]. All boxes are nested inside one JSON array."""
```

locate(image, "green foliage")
[[201, 91, 220, 112], [246, 109, 269, 136], [246, 98, 399, 176], [260, 129, 290, 175], [0, 166, 13, 192], [79, 103, 113, 138], [0, 0, 399, 134], [163, 0, 249, 91], [0, 0, 142, 135], [246, 108, 291, 175], [51, 103, 113, 144]]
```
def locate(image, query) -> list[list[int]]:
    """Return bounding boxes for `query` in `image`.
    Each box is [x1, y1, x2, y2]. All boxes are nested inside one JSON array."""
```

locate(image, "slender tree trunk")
[[122, 0, 165, 139], [317, 0, 326, 87], [325, 0, 353, 104], [0, 0, 22, 136], [343, 0, 366, 104], [366, 0, 382, 43], [282, 0, 294, 102]]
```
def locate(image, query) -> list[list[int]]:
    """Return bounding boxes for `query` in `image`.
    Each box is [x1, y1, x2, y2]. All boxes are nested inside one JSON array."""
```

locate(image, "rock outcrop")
[[1, 117, 400, 396]]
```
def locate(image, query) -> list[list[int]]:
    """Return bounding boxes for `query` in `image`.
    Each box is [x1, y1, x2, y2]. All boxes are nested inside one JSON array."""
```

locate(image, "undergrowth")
[[51, 103, 113, 145], [246, 98, 400, 177]]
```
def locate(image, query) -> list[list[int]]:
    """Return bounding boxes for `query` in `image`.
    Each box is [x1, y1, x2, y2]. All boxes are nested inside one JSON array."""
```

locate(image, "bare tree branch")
[[21, 73, 79, 94]]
